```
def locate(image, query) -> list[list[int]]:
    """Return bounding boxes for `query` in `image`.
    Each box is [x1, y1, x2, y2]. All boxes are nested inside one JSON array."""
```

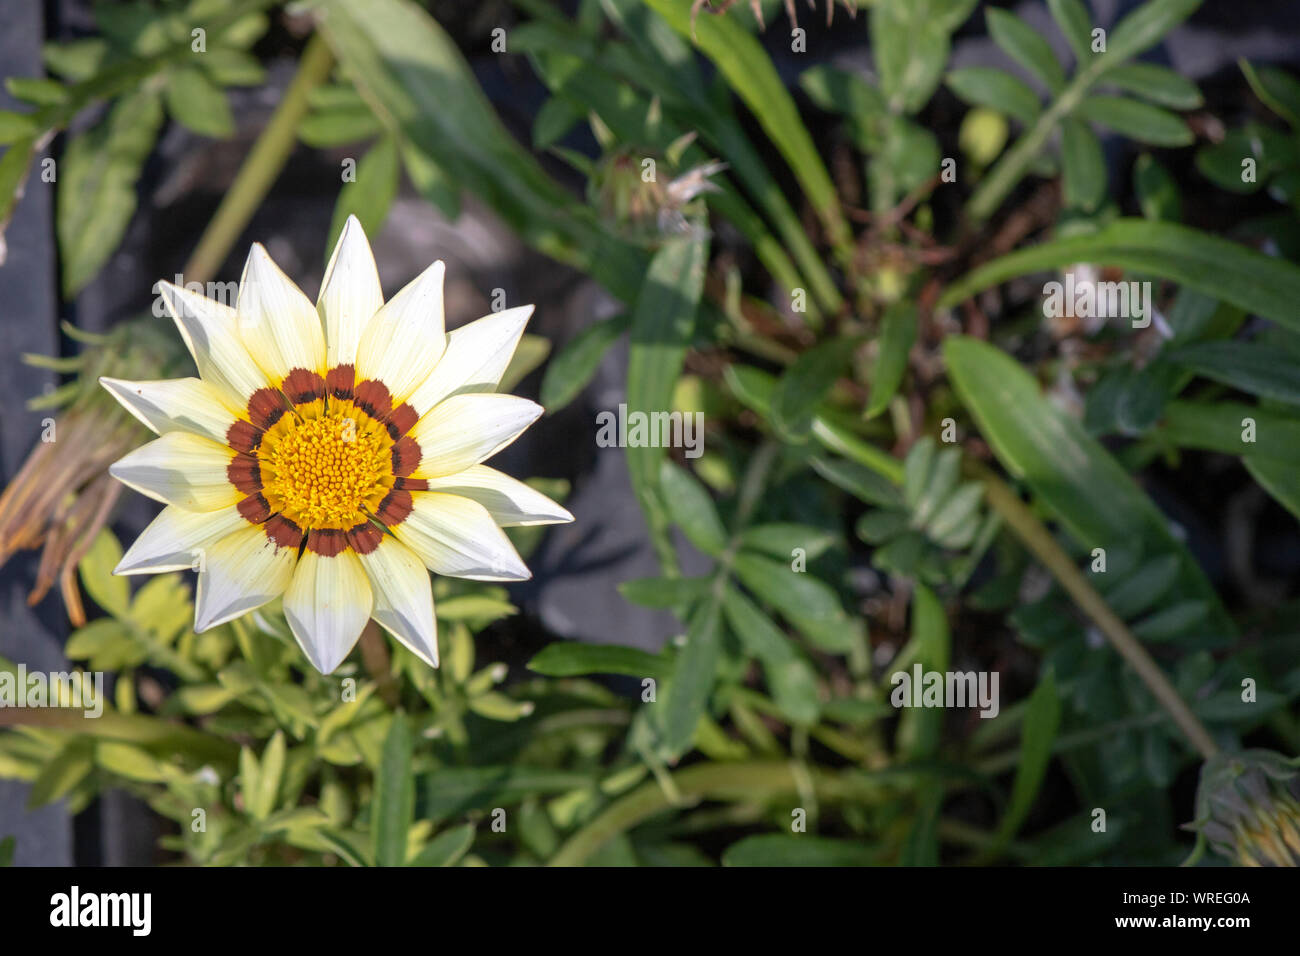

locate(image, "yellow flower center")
[[260, 408, 393, 530]]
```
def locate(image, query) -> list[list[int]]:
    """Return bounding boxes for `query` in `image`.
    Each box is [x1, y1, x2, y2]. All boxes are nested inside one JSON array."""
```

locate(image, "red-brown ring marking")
[[247, 387, 290, 430], [227, 420, 263, 454], [265, 515, 303, 550], [394, 477, 428, 492], [282, 368, 328, 406], [306, 528, 348, 556], [353, 379, 393, 423], [347, 522, 384, 555], [326, 364, 356, 402], [390, 437, 421, 478], [375, 488, 413, 525], [237, 493, 271, 524], [386, 402, 418, 440], [227, 455, 262, 495]]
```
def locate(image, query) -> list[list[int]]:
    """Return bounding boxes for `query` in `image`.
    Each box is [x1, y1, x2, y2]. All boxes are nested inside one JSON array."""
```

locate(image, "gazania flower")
[[101, 217, 572, 674]]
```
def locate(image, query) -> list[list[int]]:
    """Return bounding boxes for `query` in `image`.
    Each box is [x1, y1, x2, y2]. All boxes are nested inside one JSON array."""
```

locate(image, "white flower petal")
[[236, 243, 327, 384], [100, 376, 240, 445], [408, 393, 542, 478], [393, 492, 530, 581], [194, 525, 297, 632], [406, 305, 532, 416], [319, 215, 384, 369], [160, 281, 267, 406], [109, 432, 238, 512], [356, 535, 438, 667], [356, 260, 446, 403], [115, 504, 249, 575], [283, 549, 374, 675], [425, 465, 573, 527]]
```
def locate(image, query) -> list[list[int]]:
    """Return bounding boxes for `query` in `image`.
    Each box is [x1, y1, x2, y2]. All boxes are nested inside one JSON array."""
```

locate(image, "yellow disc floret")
[[260, 408, 393, 530]]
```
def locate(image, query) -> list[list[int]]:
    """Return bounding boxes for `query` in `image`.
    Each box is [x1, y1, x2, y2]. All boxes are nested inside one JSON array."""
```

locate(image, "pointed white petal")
[[109, 432, 238, 512], [406, 305, 532, 415], [283, 549, 374, 675], [356, 536, 438, 667], [393, 492, 530, 581], [408, 393, 542, 478], [194, 525, 297, 632], [236, 243, 327, 384], [425, 465, 573, 527], [160, 281, 267, 405], [355, 260, 446, 403], [115, 504, 249, 575], [100, 376, 240, 445], [319, 215, 384, 369]]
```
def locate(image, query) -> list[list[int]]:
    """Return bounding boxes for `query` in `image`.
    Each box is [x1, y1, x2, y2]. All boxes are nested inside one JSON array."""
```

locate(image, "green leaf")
[[1240, 60, 1300, 128], [57, 89, 163, 296], [987, 8, 1065, 93], [1166, 341, 1300, 407], [1060, 118, 1106, 212], [771, 337, 853, 441], [1244, 455, 1300, 522], [1161, 400, 1300, 464], [866, 302, 916, 418], [1102, 63, 1202, 110], [399, 138, 460, 220], [248, 731, 285, 821], [619, 576, 711, 609], [873, 0, 975, 115], [722, 588, 821, 725], [994, 671, 1060, 847], [78, 529, 129, 618], [659, 460, 727, 557], [373, 713, 414, 867], [539, 312, 629, 413], [1134, 153, 1181, 221], [1048, 0, 1093, 63], [164, 66, 234, 138], [408, 824, 475, 867], [658, 598, 723, 759], [732, 552, 859, 653], [533, 94, 581, 148], [939, 218, 1300, 334], [942, 336, 1233, 633], [327, 135, 399, 260], [1074, 95, 1191, 147], [298, 105, 385, 147], [419, 767, 595, 821], [527, 642, 667, 679], [738, 523, 837, 563], [895, 584, 950, 759], [1103, 0, 1200, 66], [947, 67, 1041, 127], [723, 834, 876, 866]]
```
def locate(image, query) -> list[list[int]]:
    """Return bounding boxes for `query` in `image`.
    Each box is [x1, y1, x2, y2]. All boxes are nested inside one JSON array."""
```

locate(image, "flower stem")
[[182, 33, 335, 283]]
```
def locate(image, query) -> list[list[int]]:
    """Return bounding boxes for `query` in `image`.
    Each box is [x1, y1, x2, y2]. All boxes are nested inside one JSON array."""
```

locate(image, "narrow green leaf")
[[995, 671, 1060, 846], [540, 313, 629, 413], [771, 337, 853, 440], [1060, 118, 1106, 211], [866, 302, 916, 418], [660, 460, 727, 557], [895, 584, 950, 759], [738, 523, 837, 563], [619, 576, 711, 609], [659, 598, 723, 759], [1161, 400, 1300, 464], [1047, 0, 1093, 63], [1102, 62, 1202, 110], [164, 66, 234, 138], [527, 642, 667, 679], [327, 135, 399, 260], [732, 552, 859, 653], [373, 713, 414, 867], [1103, 0, 1200, 66], [1075, 95, 1191, 147], [722, 588, 821, 725], [1166, 341, 1300, 407], [947, 67, 1041, 127], [723, 834, 876, 866], [987, 8, 1065, 93], [408, 824, 475, 867], [1134, 153, 1182, 221], [1244, 455, 1300, 522]]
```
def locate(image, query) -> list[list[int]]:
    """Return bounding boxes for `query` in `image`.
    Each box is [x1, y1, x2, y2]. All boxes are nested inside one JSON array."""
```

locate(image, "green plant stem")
[[547, 760, 884, 866], [182, 33, 335, 283], [977, 470, 1220, 760]]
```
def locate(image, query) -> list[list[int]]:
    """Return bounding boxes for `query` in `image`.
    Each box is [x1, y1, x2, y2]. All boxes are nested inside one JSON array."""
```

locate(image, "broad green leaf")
[[800, 64, 886, 129], [658, 598, 723, 759], [527, 642, 667, 679], [1060, 118, 1106, 212], [619, 576, 712, 609], [1166, 341, 1300, 407], [1048, 0, 1093, 63], [164, 66, 235, 138], [866, 302, 916, 418], [373, 712, 414, 867], [408, 824, 475, 867], [943, 336, 1233, 634], [58, 89, 163, 296], [1103, 0, 1200, 66], [659, 460, 727, 557], [723, 834, 876, 866], [947, 67, 1040, 127], [1102, 62, 1202, 110], [987, 8, 1065, 93], [1075, 95, 1191, 147], [939, 218, 1300, 334], [539, 312, 629, 413], [78, 530, 129, 618], [327, 134, 399, 260]]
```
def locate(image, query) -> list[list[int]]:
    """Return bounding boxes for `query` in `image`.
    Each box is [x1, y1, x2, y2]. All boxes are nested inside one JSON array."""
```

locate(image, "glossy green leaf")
[[1161, 400, 1300, 464], [732, 552, 859, 653], [895, 584, 950, 759]]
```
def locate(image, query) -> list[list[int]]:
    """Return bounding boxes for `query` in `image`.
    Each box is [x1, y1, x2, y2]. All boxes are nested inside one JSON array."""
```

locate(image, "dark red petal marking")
[[265, 515, 303, 550], [226, 420, 263, 454], [347, 522, 384, 555], [247, 387, 290, 430], [237, 493, 271, 524], [353, 379, 393, 422], [326, 364, 356, 402], [391, 436, 421, 477], [394, 477, 428, 492], [306, 528, 348, 557], [282, 368, 327, 406], [227, 455, 262, 495], [386, 402, 418, 439], [375, 488, 413, 525]]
